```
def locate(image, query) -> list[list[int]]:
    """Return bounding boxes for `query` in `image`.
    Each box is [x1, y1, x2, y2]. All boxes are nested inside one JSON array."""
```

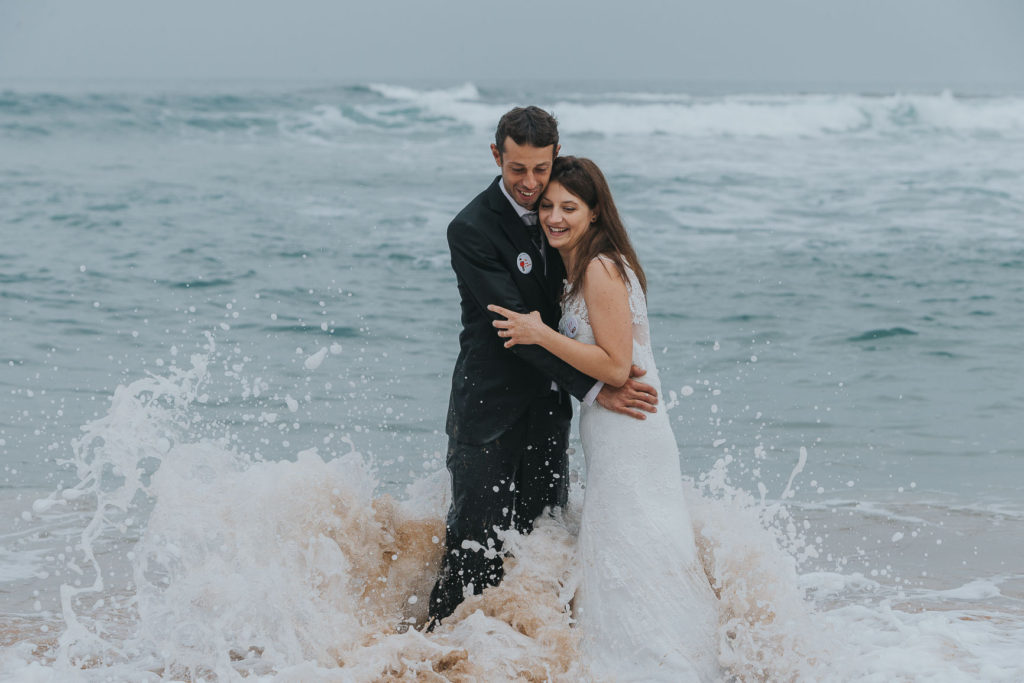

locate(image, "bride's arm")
[[488, 259, 633, 387]]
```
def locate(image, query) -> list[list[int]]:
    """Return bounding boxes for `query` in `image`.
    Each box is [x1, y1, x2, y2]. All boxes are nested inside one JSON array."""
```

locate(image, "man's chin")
[[516, 191, 540, 208]]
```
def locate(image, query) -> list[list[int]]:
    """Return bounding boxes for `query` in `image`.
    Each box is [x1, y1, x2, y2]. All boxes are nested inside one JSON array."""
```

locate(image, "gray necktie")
[[521, 212, 546, 274]]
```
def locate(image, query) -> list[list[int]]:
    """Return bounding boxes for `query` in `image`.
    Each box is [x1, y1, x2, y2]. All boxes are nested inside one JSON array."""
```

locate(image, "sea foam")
[[4, 340, 1022, 681]]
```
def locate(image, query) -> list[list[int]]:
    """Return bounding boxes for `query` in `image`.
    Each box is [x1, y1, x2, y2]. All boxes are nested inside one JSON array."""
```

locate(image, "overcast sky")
[[1, 0, 1022, 88]]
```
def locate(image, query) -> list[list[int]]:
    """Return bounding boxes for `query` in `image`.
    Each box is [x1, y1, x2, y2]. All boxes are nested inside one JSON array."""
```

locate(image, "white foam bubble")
[[304, 346, 328, 370]]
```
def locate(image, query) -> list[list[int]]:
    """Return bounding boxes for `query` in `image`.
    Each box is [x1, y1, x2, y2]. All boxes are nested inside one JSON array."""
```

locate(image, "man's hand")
[[596, 365, 658, 420]]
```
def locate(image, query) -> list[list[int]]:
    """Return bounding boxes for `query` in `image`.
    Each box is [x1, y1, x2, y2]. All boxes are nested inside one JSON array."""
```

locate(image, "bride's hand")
[[487, 305, 548, 348]]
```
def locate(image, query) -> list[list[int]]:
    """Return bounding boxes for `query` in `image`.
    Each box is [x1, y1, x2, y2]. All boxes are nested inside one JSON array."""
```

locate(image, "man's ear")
[[491, 143, 502, 167], [555, 144, 561, 158]]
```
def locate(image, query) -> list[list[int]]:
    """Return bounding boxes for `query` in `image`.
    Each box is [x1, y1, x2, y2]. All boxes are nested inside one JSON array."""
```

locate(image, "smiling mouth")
[[547, 226, 568, 236]]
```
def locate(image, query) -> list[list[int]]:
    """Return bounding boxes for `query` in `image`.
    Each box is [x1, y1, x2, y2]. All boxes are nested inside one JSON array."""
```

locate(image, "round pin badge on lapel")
[[516, 252, 533, 274]]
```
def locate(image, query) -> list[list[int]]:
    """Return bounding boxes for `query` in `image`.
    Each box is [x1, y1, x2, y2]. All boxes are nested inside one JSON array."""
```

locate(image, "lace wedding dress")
[[561, 257, 720, 682]]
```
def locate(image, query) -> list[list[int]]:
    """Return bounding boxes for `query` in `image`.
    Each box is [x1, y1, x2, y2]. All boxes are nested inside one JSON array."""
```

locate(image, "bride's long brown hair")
[[547, 156, 647, 298]]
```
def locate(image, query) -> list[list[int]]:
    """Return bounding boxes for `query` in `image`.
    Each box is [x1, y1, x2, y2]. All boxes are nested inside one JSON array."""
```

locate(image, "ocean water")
[[1, 81, 1022, 680]]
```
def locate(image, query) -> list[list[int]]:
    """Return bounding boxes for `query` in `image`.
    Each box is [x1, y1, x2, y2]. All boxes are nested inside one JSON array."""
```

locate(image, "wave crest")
[[6, 84, 1024, 141]]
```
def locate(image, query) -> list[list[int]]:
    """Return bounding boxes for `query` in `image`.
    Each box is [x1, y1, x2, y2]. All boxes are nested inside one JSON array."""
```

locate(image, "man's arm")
[[449, 219, 596, 400], [487, 259, 634, 386], [485, 259, 660, 419]]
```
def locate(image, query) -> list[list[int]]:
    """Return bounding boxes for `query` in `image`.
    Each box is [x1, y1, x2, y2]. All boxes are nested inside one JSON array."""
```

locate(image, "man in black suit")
[[428, 106, 658, 624]]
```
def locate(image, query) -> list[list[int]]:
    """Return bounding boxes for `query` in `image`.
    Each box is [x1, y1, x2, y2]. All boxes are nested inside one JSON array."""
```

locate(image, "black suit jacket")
[[445, 176, 597, 444]]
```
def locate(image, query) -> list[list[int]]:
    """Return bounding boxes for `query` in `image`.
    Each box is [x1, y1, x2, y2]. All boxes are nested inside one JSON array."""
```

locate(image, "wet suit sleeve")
[[448, 219, 598, 401]]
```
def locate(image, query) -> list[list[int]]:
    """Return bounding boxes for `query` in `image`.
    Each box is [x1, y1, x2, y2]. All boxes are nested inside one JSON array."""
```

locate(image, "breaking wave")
[[5, 83, 1024, 141]]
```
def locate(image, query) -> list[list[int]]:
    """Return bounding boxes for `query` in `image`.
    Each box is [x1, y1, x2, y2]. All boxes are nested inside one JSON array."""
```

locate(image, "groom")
[[428, 106, 658, 624]]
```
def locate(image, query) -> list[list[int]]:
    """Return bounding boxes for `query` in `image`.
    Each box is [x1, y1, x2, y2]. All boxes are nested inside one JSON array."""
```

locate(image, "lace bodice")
[[558, 256, 655, 372]]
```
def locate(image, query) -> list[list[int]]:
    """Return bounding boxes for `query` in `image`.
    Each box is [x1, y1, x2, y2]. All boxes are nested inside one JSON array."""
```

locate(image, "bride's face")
[[538, 181, 596, 254]]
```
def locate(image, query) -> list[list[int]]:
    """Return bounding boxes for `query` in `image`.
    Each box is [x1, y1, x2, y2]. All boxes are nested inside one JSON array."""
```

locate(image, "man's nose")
[[523, 172, 538, 189]]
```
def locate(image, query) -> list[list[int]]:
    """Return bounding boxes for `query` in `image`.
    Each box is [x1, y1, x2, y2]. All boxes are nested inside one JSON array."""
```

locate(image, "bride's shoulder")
[[587, 253, 625, 274], [584, 255, 625, 286], [586, 253, 641, 287], [584, 254, 646, 315], [581, 255, 631, 305]]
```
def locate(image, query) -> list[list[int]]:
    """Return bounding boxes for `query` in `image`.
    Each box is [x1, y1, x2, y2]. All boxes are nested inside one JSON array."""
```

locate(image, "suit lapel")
[[485, 178, 553, 309]]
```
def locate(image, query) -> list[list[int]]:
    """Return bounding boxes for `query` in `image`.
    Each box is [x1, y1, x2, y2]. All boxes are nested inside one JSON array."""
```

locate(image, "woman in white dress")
[[488, 156, 720, 681]]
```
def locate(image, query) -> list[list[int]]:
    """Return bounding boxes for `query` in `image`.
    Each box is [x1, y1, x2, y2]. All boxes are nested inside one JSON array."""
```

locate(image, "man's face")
[[491, 138, 560, 210]]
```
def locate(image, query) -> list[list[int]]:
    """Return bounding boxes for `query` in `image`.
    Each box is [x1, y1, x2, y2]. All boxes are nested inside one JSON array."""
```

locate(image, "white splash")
[[5, 345, 1023, 681]]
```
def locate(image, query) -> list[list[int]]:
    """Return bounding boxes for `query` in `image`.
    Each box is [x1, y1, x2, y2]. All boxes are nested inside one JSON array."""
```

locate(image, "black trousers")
[[428, 392, 570, 624]]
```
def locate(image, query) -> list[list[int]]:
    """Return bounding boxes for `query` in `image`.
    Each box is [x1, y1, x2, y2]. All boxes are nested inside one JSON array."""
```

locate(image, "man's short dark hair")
[[494, 106, 559, 157]]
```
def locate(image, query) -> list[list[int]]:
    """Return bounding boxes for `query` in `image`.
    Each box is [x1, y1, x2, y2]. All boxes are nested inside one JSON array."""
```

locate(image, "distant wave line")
[[4, 85, 1024, 141]]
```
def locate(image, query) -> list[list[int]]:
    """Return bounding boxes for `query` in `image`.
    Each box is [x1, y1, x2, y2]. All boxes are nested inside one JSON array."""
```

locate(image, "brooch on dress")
[[561, 314, 579, 339]]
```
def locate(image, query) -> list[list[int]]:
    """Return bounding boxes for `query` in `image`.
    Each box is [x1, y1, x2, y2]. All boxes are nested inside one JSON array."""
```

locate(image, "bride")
[[488, 156, 720, 681]]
